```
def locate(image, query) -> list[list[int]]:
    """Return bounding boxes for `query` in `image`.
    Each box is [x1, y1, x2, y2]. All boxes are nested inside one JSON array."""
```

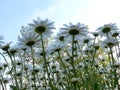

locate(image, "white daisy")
[[54, 32, 67, 44], [8, 44, 19, 55], [96, 23, 119, 37], [83, 37, 93, 44], [2, 77, 10, 84], [24, 63, 32, 71], [91, 31, 99, 37], [111, 30, 120, 37], [101, 37, 118, 47], [47, 41, 65, 54], [0, 42, 12, 51], [60, 22, 88, 41], [28, 17, 55, 39], [17, 26, 41, 48], [35, 48, 46, 58]]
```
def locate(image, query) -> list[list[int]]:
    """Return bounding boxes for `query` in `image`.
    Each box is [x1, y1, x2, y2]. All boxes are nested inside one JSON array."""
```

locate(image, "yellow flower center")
[[26, 41, 35, 46], [35, 26, 46, 34], [102, 27, 111, 33], [69, 29, 79, 35]]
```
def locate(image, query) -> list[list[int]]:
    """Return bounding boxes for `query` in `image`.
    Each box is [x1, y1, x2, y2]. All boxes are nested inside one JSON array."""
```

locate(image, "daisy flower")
[[17, 26, 41, 48], [0, 42, 12, 51], [2, 77, 10, 84], [24, 63, 32, 71], [91, 31, 99, 37], [54, 32, 66, 43], [35, 48, 47, 58], [83, 37, 93, 44], [96, 23, 119, 37], [101, 37, 118, 47], [47, 41, 65, 54], [60, 22, 88, 41], [28, 17, 55, 38], [111, 30, 120, 37], [8, 44, 20, 55]]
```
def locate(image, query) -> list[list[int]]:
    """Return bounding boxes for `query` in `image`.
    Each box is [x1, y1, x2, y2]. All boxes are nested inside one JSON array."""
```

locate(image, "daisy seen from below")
[[28, 17, 55, 39], [53, 32, 68, 46], [96, 23, 119, 37], [101, 37, 118, 47], [8, 45, 18, 55], [60, 22, 88, 79], [60, 22, 88, 41], [17, 26, 41, 49], [0, 42, 12, 51], [111, 30, 120, 38], [47, 41, 65, 55], [28, 18, 56, 88]]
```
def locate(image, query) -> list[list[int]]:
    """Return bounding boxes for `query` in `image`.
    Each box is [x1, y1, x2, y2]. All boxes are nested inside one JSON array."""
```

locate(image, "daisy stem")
[[0, 52, 14, 83], [6, 50, 19, 90], [40, 34, 54, 90], [108, 53, 112, 66], [71, 35, 77, 90], [0, 52, 9, 66], [30, 46, 37, 90], [77, 42, 88, 67], [57, 51, 71, 89], [25, 69, 31, 90], [71, 35, 76, 77], [109, 46, 115, 64], [106, 33, 115, 64], [90, 36, 97, 68], [0, 81, 4, 90]]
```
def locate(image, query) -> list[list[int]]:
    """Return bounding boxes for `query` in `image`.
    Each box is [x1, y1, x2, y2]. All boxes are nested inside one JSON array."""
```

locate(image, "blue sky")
[[0, 0, 120, 43]]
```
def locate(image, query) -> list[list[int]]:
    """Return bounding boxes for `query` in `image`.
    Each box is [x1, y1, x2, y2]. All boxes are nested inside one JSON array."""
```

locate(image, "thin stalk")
[[71, 35, 76, 77], [30, 46, 37, 90], [40, 34, 54, 90], [0, 81, 4, 90], [25, 69, 31, 90], [36, 73, 41, 86], [0, 52, 14, 84], [13, 54, 23, 89], [109, 46, 115, 64], [91, 36, 97, 67], [71, 35, 77, 90], [6, 50, 19, 90], [57, 51, 71, 89], [0, 52, 8, 65]]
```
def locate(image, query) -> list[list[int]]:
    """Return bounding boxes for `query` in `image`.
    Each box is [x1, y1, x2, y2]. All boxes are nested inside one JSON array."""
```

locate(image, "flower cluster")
[[0, 17, 120, 90]]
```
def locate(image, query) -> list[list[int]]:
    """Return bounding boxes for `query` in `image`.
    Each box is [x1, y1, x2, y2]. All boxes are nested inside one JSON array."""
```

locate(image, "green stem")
[[0, 52, 14, 84], [71, 35, 77, 90], [25, 69, 31, 90], [71, 35, 76, 77], [109, 46, 115, 64], [40, 34, 54, 90], [0, 52, 8, 65], [6, 50, 19, 90], [57, 51, 71, 89], [30, 46, 37, 90], [0, 81, 4, 90]]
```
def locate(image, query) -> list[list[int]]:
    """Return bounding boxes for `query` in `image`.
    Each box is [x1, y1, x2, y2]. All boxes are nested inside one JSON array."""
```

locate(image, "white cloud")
[[27, 0, 120, 31], [27, 6, 56, 22], [85, 0, 120, 30]]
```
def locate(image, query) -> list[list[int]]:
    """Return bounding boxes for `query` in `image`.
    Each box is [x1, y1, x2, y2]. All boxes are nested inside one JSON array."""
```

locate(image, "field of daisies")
[[0, 17, 120, 90]]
